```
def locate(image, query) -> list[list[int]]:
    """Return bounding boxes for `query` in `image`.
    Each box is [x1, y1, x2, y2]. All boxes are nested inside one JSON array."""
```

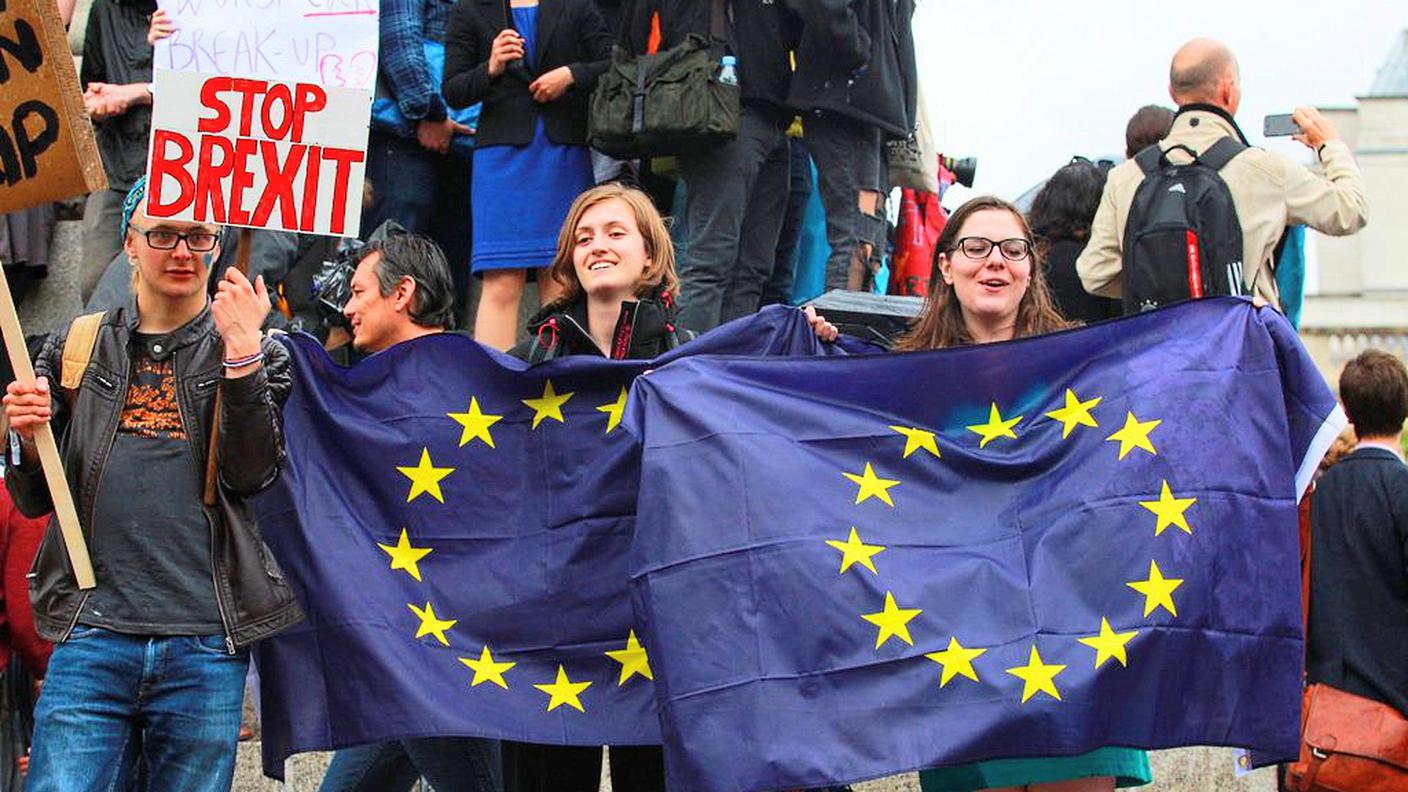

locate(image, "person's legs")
[[431, 153, 475, 329], [362, 131, 439, 240], [535, 267, 564, 307], [720, 128, 789, 323], [606, 745, 665, 792], [803, 113, 865, 294], [403, 736, 503, 792], [761, 137, 814, 306], [474, 269, 528, 350], [504, 742, 602, 792], [675, 108, 778, 333], [27, 627, 143, 792], [140, 635, 249, 792], [318, 742, 420, 792], [79, 188, 126, 303]]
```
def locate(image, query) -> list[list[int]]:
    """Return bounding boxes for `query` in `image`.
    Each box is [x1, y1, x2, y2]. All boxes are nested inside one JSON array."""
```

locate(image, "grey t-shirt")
[[78, 332, 223, 635]]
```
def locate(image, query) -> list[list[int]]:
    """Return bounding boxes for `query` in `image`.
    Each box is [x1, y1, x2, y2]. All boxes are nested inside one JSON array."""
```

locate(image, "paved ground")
[[230, 744, 1275, 791]]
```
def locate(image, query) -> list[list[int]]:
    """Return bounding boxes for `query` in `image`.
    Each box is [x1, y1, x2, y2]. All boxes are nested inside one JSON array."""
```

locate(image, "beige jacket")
[[1076, 106, 1368, 308]]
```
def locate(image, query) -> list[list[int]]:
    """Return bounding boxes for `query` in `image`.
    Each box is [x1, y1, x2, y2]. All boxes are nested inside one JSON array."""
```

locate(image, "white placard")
[[146, 0, 377, 235], [146, 70, 368, 236], [154, 0, 379, 88]]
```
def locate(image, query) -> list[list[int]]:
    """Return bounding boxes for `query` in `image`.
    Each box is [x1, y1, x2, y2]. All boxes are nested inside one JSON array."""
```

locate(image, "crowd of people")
[[0, 0, 1399, 788]]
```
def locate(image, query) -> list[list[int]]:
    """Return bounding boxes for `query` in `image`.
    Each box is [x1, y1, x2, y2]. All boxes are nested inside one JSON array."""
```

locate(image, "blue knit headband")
[[121, 175, 148, 231]]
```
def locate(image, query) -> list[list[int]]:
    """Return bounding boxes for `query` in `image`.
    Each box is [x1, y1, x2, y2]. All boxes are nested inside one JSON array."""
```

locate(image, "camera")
[[307, 220, 407, 328]]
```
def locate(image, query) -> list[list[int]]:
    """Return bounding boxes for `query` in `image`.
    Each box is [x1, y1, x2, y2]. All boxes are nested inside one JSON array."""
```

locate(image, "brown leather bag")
[[1283, 683, 1408, 791]]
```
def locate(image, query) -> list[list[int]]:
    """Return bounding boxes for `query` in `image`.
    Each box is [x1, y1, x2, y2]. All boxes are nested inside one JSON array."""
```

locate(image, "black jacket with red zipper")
[[511, 289, 691, 363]]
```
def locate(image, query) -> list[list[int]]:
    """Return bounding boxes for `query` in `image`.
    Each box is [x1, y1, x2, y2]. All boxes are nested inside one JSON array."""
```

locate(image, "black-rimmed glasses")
[[128, 223, 220, 252], [953, 236, 1032, 261]]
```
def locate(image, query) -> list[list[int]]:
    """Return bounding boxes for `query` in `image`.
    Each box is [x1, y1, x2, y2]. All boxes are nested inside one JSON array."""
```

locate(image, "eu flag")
[[251, 307, 855, 779], [624, 299, 1343, 792]]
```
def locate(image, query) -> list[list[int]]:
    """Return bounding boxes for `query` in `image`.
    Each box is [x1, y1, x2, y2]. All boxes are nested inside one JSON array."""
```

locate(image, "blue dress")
[[470, 4, 594, 274]]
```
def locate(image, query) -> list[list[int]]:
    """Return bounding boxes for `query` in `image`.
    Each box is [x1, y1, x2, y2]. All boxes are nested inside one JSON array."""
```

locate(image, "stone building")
[[1301, 30, 1408, 380]]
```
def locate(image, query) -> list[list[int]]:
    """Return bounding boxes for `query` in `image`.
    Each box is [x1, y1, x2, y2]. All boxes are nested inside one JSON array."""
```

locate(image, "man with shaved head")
[[1078, 37, 1367, 310]]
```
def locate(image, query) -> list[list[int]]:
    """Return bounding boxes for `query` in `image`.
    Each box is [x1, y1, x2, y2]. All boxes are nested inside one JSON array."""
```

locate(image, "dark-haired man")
[[1306, 349, 1408, 719], [321, 233, 503, 792], [344, 234, 458, 353], [1078, 37, 1368, 309], [3, 179, 298, 790]]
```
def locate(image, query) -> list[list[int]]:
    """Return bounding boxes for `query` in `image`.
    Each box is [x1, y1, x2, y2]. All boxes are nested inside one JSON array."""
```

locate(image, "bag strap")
[[1133, 143, 1164, 176], [60, 312, 105, 394], [709, 0, 726, 41], [1196, 136, 1246, 171]]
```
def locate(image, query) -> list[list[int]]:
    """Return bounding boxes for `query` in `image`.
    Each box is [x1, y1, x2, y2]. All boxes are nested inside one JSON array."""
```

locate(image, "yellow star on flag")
[[605, 630, 653, 685], [888, 425, 940, 459], [459, 646, 516, 689], [967, 403, 1023, 448], [925, 637, 987, 687], [596, 387, 628, 434], [1127, 560, 1184, 617], [1106, 412, 1161, 460], [534, 665, 592, 712], [376, 528, 432, 582], [825, 527, 886, 575], [447, 397, 503, 448], [397, 448, 455, 504], [1077, 618, 1138, 668], [1044, 389, 1101, 439], [843, 462, 900, 507], [522, 380, 575, 429], [1005, 645, 1067, 703], [408, 601, 456, 646], [1139, 480, 1197, 536], [861, 591, 922, 649]]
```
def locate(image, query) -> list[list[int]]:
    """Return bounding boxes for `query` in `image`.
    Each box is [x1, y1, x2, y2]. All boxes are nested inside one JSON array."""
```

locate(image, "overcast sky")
[[915, 0, 1406, 202]]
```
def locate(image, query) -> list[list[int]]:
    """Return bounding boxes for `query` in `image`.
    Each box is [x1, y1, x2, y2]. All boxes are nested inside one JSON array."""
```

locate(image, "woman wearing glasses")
[[894, 196, 1152, 792]]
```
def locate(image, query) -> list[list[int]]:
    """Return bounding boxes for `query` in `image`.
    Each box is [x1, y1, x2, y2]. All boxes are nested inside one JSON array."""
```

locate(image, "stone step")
[[231, 744, 1276, 792]]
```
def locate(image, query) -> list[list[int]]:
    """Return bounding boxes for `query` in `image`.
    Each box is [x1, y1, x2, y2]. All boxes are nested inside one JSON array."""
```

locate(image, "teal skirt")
[[919, 747, 1152, 791]]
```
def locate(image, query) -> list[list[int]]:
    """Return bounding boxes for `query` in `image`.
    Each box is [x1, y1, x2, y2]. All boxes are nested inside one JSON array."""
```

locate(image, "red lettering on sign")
[[195, 134, 234, 222], [147, 130, 196, 217], [197, 77, 233, 134], [251, 141, 306, 227], [321, 146, 364, 235]]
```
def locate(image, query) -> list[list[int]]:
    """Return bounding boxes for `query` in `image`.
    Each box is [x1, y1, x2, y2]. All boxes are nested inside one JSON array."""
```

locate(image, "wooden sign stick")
[[202, 227, 254, 506], [0, 266, 95, 590]]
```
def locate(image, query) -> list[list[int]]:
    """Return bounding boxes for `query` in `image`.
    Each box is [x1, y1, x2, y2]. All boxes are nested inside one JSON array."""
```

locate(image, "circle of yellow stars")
[[829, 388, 1195, 704], [381, 378, 650, 715]]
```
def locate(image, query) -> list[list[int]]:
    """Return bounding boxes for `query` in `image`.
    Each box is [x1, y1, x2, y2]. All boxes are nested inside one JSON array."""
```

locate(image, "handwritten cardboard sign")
[[147, 70, 367, 235], [0, 0, 106, 212], [155, 0, 379, 88]]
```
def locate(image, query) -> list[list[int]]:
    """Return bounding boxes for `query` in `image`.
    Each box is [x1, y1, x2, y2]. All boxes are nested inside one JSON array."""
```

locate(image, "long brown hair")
[[548, 183, 680, 304], [894, 195, 1070, 351]]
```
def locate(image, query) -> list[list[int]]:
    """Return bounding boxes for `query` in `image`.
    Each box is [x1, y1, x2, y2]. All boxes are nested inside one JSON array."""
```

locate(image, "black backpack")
[[1121, 138, 1248, 314]]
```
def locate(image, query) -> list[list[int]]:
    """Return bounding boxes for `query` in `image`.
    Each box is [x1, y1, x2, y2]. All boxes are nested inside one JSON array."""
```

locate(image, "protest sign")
[[147, 71, 368, 235], [145, 0, 376, 235], [0, 0, 106, 211]]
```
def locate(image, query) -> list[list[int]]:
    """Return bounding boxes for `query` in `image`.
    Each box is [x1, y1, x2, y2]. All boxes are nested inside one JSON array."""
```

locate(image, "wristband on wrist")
[[223, 350, 264, 368]]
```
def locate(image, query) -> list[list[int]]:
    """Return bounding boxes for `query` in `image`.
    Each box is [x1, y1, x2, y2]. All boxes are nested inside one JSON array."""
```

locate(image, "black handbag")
[[587, 0, 739, 159]]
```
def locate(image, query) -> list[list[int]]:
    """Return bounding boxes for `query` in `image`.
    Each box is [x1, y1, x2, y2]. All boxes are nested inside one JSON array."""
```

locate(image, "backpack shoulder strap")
[[60, 311, 106, 392], [1196, 136, 1247, 171], [1133, 143, 1165, 175]]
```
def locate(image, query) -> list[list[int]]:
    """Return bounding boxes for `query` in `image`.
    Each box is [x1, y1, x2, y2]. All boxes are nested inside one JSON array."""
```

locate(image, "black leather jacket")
[[512, 291, 691, 362], [6, 302, 303, 649]]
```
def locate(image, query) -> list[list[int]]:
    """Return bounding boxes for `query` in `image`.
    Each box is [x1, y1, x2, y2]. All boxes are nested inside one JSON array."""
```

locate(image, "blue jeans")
[[28, 626, 248, 792], [319, 738, 502, 792]]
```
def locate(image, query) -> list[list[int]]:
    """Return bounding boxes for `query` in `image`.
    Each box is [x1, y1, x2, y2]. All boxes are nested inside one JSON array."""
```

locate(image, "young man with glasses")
[[1, 177, 301, 791]]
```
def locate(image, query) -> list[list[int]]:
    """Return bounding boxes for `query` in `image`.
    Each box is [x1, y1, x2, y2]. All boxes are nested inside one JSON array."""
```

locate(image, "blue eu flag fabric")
[[251, 307, 858, 779], [624, 299, 1344, 792]]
